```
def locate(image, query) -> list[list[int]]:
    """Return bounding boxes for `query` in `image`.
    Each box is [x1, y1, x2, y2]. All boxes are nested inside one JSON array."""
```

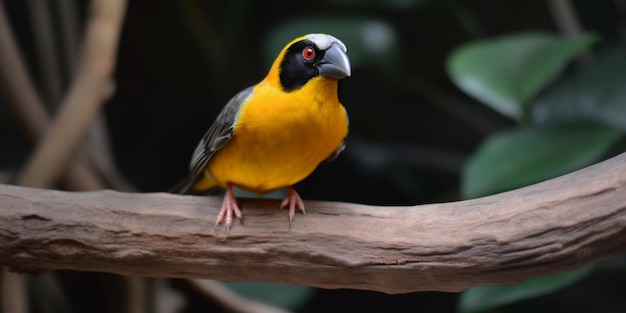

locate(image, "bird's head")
[[267, 33, 351, 92]]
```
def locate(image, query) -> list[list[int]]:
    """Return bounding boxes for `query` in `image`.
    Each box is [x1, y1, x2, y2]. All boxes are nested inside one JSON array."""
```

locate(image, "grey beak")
[[318, 43, 351, 80]]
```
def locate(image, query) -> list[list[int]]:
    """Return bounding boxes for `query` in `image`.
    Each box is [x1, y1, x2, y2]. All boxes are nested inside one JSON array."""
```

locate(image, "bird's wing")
[[173, 86, 253, 194], [325, 105, 349, 162]]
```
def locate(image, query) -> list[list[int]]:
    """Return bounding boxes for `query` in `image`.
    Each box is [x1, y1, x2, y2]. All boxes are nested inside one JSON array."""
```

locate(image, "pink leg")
[[215, 183, 243, 232], [280, 186, 305, 227]]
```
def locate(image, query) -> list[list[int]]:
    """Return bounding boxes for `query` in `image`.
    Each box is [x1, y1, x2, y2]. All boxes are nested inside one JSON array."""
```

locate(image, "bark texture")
[[1, 153, 626, 294]]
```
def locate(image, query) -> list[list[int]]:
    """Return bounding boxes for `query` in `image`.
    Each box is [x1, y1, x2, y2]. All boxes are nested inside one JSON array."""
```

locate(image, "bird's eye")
[[302, 46, 316, 61]]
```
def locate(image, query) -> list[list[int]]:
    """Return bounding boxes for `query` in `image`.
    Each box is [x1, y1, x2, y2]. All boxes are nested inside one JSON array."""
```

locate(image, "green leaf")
[[265, 18, 398, 70], [532, 44, 626, 132], [226, 282, 315, 310], [447, 32, 599, 120], [457, 265, 595, 313], [461, 122, 620, 199]]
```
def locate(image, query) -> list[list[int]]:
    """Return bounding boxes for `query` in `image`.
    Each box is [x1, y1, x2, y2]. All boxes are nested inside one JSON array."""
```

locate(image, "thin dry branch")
[[16, 0, 127, 188], [1, 153, 626, 294], [548, 0, 584, 37], [0, 1, 104, 191], [27, 0, 63, 107]]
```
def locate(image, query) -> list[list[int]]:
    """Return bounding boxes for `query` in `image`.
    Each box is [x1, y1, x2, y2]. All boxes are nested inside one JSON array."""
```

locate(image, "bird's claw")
[[215, 184, 243, 237], [280, 187, 305, 228]]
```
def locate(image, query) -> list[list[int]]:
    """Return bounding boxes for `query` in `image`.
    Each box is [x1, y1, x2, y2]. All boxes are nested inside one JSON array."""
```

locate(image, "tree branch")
[[1, 153, 626, 294], [0, 1, 108, 191], [16, 0, 127, 188]]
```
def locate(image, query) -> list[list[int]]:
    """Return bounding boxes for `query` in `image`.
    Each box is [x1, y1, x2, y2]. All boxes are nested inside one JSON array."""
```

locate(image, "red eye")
[[302, 46, 316, 60]]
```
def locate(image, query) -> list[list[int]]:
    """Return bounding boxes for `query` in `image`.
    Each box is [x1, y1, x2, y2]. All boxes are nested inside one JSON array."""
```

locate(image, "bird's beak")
[[318, 43, 351, 80]]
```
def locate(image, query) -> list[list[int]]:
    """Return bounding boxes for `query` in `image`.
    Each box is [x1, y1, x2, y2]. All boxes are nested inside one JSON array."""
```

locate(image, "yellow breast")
[[207, 76, 348, 193]]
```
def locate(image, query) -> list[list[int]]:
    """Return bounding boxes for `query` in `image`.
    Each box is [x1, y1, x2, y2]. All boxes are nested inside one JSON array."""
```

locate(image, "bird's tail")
[[168, 175, 219, 194], [168, 175, 196, 194]]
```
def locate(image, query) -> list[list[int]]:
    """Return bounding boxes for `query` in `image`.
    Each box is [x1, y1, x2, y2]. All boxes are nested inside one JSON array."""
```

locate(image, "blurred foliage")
[[449, 35, 625, 200], [447, 32, 598, 121], [532, 44, 626, 131], [461, 121, 621, 199], [227, 282, 315, 310], [457, 265, 595, 313], [1, 0, 626, 312], [447, 29, 625, 313]]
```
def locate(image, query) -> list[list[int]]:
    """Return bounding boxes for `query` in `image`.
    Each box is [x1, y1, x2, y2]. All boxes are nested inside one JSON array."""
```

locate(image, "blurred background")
[[1, 0, 625, 312]]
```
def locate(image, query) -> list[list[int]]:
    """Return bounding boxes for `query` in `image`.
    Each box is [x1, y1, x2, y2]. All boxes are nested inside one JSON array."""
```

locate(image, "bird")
[[173, 33, 351, 232]]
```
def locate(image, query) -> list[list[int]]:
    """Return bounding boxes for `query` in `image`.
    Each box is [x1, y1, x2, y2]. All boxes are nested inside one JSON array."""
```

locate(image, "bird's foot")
[[280, 187, 305, 228], [215, 183, 243, 235]]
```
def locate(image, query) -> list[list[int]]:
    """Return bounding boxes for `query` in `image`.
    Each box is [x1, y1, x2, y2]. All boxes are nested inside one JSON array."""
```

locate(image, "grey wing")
[[173, 86, 253, 194], [326, 106, 349, 162]]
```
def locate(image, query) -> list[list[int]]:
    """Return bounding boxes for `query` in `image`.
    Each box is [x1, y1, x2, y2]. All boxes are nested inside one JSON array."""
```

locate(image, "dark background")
[[1, 0, 625, 312]]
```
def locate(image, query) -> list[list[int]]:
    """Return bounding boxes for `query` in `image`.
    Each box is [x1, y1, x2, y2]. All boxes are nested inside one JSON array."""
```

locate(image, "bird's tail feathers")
[[169, 175, 219, 195], [168, 175, 196, 194]]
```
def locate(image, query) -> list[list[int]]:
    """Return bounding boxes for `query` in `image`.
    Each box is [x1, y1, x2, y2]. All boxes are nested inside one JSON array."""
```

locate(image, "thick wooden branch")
[[1, 153, 626, 294]]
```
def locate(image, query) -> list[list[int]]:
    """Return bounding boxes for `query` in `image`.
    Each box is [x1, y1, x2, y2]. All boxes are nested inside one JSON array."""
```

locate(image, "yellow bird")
[[174, 33, 350, 230]]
